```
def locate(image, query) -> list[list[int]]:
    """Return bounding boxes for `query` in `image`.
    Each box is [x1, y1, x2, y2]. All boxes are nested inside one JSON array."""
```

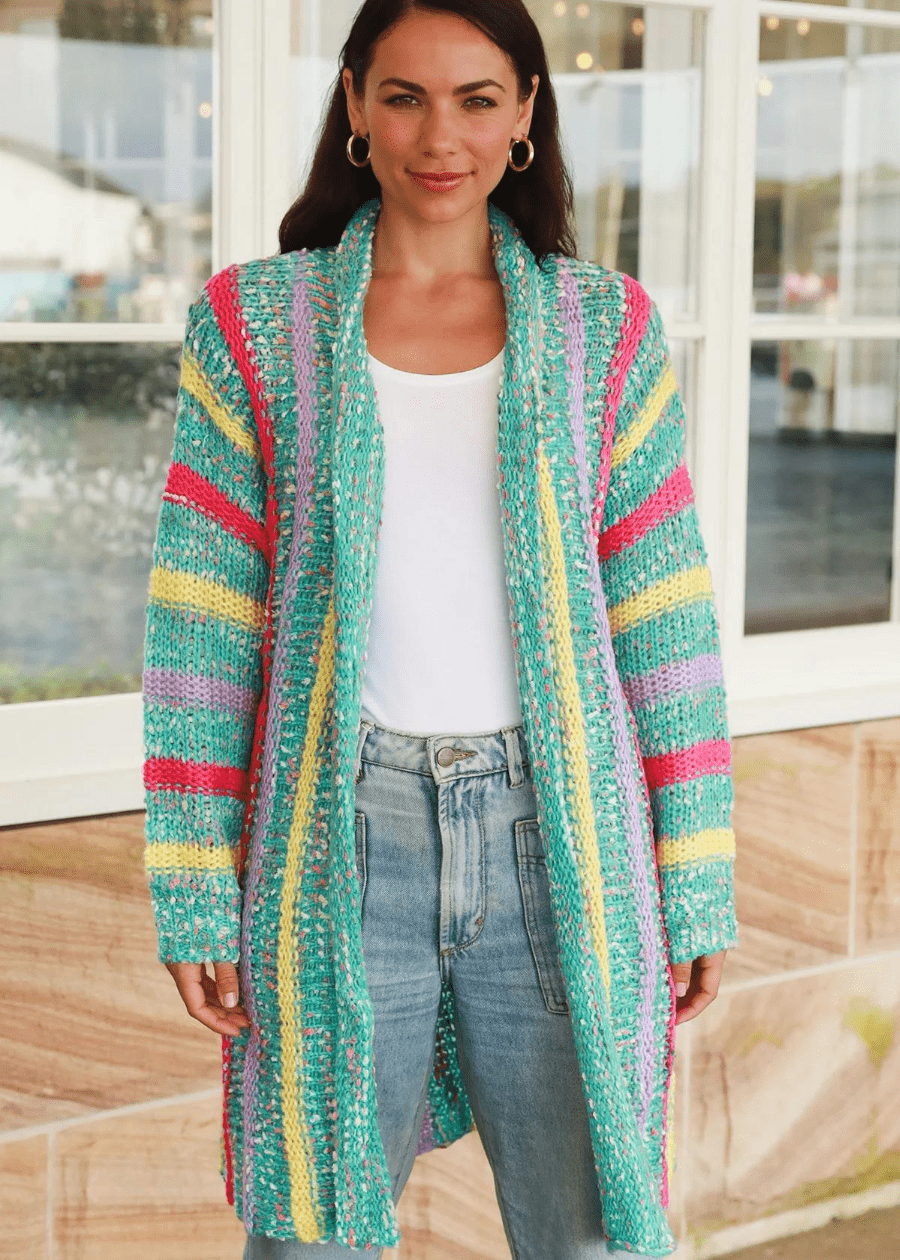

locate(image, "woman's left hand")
[[671, 951, 727, 1025]]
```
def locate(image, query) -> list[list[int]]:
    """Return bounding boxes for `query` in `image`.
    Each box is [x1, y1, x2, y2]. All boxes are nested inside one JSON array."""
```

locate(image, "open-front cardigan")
[[142, 197, 739, 1255]]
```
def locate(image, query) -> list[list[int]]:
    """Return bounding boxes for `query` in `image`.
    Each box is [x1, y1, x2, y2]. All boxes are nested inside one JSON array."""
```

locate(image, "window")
[[748, 10, 900, 635], [0, 0, 215, 821], [4, 0, 900, 825]]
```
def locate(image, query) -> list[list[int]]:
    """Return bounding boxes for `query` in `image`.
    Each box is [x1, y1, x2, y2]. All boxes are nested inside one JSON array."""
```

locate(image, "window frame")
[[2, 0, 899, 826]]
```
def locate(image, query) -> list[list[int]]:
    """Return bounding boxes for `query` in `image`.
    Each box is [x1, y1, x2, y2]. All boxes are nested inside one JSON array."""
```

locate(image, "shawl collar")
[[318, 197, 674, 1253], [327, 196, 549, 834]]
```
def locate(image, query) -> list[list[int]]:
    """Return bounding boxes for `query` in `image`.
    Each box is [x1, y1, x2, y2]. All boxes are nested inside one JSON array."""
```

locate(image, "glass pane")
[[0, 1, 214, 325], [290, 1, 704, 321], [755, 16, 900, 317], [746, 339, 898, 635], [0, 343, 177, 702]]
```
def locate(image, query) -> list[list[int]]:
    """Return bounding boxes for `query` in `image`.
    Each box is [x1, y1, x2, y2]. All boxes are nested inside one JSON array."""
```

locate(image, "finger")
[[213, 960, 243, 1011], [188, 991, 252, 1038], [674, 965, 720, 1025], [200, 968, 247, 1012], [176, 967, 250, 1037], [670, 961, 693, 999], [199, 976, 251, 1031]]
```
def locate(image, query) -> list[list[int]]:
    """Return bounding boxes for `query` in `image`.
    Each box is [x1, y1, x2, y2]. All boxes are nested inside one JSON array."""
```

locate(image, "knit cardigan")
[[143, 197, 739, 1255]]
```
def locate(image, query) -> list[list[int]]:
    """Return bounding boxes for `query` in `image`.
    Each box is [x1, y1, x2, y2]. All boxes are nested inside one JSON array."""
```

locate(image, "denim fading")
[[243, 717, 653, 1260]]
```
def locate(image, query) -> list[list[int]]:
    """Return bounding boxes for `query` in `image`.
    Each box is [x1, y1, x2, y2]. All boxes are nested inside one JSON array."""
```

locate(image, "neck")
[[369, 195, 497, 285]]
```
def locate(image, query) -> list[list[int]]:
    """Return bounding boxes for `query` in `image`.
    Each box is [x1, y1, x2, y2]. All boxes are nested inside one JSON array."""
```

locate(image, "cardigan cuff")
[[657, 857, 740, 965], [145, 867, 243, 966]]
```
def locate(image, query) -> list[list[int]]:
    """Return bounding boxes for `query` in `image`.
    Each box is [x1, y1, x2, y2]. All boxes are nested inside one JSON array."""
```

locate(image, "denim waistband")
[[355, 717, 531, 789]]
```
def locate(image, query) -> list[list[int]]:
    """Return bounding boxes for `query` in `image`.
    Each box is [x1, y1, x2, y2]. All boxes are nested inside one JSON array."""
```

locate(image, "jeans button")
[[437, 746, 456, 767]]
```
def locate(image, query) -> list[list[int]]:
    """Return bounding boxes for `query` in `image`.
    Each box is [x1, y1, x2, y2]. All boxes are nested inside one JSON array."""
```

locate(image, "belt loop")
[[355, 720, 373, 783], [503, 726, 524, 788]]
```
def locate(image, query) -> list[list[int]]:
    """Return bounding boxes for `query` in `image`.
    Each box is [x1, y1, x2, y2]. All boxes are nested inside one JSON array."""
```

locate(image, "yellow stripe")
[[656, 827, 736, 866], [145, 842, 237, 873], [180, 349, 260, 461], [608, 565, 712, 636], [278, 597, 336, 1238], [611, 363, 677, 470], [149, 567, 266, 630], [537, 446, 612, 1000]]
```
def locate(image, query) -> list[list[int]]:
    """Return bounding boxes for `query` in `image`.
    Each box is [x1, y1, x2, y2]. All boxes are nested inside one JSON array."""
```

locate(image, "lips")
[[410, 171, 467, 181]]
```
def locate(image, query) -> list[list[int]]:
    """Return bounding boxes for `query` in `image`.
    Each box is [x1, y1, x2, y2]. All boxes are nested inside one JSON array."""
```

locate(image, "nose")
[[419, 102, 460, 156]]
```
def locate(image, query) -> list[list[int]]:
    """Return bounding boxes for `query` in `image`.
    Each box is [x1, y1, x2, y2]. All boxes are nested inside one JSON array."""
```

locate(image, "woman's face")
[[343, 9, 538, 225]]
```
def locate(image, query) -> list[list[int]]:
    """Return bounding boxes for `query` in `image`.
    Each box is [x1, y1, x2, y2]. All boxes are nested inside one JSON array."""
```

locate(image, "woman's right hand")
[[166, 960, 252, 1038]]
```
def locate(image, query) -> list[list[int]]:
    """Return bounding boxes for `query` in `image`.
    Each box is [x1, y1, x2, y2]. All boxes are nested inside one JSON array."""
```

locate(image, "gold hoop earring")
[[508, 136, 535, 172], [347, 132, 371, 168]]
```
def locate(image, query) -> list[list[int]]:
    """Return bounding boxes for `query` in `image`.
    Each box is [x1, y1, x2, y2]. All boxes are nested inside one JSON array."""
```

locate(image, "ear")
[[342, 67, 367, 135], [516, 74, 539, 137]]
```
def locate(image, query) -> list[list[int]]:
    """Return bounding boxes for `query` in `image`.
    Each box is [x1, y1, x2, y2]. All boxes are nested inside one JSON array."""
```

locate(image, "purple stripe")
[[142, 668, 257, 713], [622, 654, 724, 711], [238, 253, 321, 1233], [416, 1098, 435, 1155], [560, 261, 660, 1135]]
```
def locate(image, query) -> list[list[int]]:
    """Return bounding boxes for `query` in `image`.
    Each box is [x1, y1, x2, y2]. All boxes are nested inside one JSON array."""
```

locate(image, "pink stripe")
[[205, 268, 280, 1214], [560, 261, 661, 1137], [590, 274, 651, 541], [596, 463, 693, 561], [144, 757, 248, 798], [163, 462, 269, 555], [643, 738, 732, 791]]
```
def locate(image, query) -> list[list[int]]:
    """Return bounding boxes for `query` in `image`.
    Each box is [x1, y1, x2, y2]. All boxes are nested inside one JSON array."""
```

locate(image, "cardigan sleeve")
[[142, 287, 269, 966], [596, 295, 739, 965]]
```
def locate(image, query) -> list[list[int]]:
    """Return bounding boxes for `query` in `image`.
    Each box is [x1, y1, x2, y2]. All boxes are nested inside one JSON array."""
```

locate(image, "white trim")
[[689, 0, 742, 590], [720, 0, 761, 680], [759, 1, 900, 30], [0, 695, 144, 826], [261, 0, 296, 259], [0, 323, 186, 343], [750, 318, 900, 340], [215, 0, 266, 266]]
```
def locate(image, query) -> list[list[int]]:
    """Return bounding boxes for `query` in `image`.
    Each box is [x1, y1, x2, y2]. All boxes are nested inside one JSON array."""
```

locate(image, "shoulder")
[[539, 254, 660, 343], [192, 247, 339, 319]]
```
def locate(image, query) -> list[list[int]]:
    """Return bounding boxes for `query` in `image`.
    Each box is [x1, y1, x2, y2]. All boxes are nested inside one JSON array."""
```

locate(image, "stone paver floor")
[[723, 1205, 899, 1259]]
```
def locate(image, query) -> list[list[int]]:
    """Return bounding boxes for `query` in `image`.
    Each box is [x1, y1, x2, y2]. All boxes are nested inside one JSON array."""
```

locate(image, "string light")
[[553, 1, 567, 15], [764, 16, 780, 31], [757, 77, 773, 97], [576, 3, 590, 18], [576, 51, 594, 70], [797, 18, 811, 35]]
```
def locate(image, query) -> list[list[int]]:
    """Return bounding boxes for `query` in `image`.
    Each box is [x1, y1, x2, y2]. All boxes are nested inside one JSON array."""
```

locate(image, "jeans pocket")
[[514, 817, 569, 1016], [355, 809, 368, 911]]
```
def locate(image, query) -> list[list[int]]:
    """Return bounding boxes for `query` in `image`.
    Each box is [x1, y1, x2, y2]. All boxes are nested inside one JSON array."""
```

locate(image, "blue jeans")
[[244, 718, 636, 1259]]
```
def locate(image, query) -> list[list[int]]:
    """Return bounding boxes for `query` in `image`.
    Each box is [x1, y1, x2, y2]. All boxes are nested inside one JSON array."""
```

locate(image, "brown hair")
[[278, 0, 576, 264]]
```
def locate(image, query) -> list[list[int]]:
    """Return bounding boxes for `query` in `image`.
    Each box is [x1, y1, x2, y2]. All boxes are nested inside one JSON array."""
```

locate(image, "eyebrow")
[[377, 77, 506, 95]]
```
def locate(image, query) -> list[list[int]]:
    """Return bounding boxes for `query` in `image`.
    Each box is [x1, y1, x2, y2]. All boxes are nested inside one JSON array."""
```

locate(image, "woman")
[[142, 2, 739, 1257]]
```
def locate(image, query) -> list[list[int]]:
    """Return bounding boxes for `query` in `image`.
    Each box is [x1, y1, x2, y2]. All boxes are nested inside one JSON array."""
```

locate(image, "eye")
[[385, 93, 419, 106], [466, 96, 498, 109]]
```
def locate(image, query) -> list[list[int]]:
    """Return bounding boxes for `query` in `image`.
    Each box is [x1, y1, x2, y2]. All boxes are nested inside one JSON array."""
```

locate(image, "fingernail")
[[675, 982, 688, 997], [224, 992, 237, 1008]]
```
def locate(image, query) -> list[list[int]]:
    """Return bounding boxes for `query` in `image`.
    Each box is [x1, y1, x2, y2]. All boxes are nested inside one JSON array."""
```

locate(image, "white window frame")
[[2, 0, 899, 826]]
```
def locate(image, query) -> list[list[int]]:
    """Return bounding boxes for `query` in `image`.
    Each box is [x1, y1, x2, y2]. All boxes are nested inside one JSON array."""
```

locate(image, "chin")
[[394, 185, 490, 223]]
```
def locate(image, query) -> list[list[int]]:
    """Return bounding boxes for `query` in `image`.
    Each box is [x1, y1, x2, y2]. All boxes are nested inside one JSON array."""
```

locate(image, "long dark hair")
[[278, 0, 576, 264]]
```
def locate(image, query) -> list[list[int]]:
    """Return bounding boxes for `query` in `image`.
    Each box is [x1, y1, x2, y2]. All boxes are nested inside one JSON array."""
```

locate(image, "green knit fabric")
[[142, 198, 738, 1254]]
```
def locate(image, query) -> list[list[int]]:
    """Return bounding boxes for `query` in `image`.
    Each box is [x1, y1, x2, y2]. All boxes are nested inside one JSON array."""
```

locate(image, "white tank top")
[[358, 346, 524, 736]]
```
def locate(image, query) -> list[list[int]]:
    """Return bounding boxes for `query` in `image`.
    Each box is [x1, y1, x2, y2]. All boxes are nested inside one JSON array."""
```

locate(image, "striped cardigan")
[[143, 197, 739, 1255]]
